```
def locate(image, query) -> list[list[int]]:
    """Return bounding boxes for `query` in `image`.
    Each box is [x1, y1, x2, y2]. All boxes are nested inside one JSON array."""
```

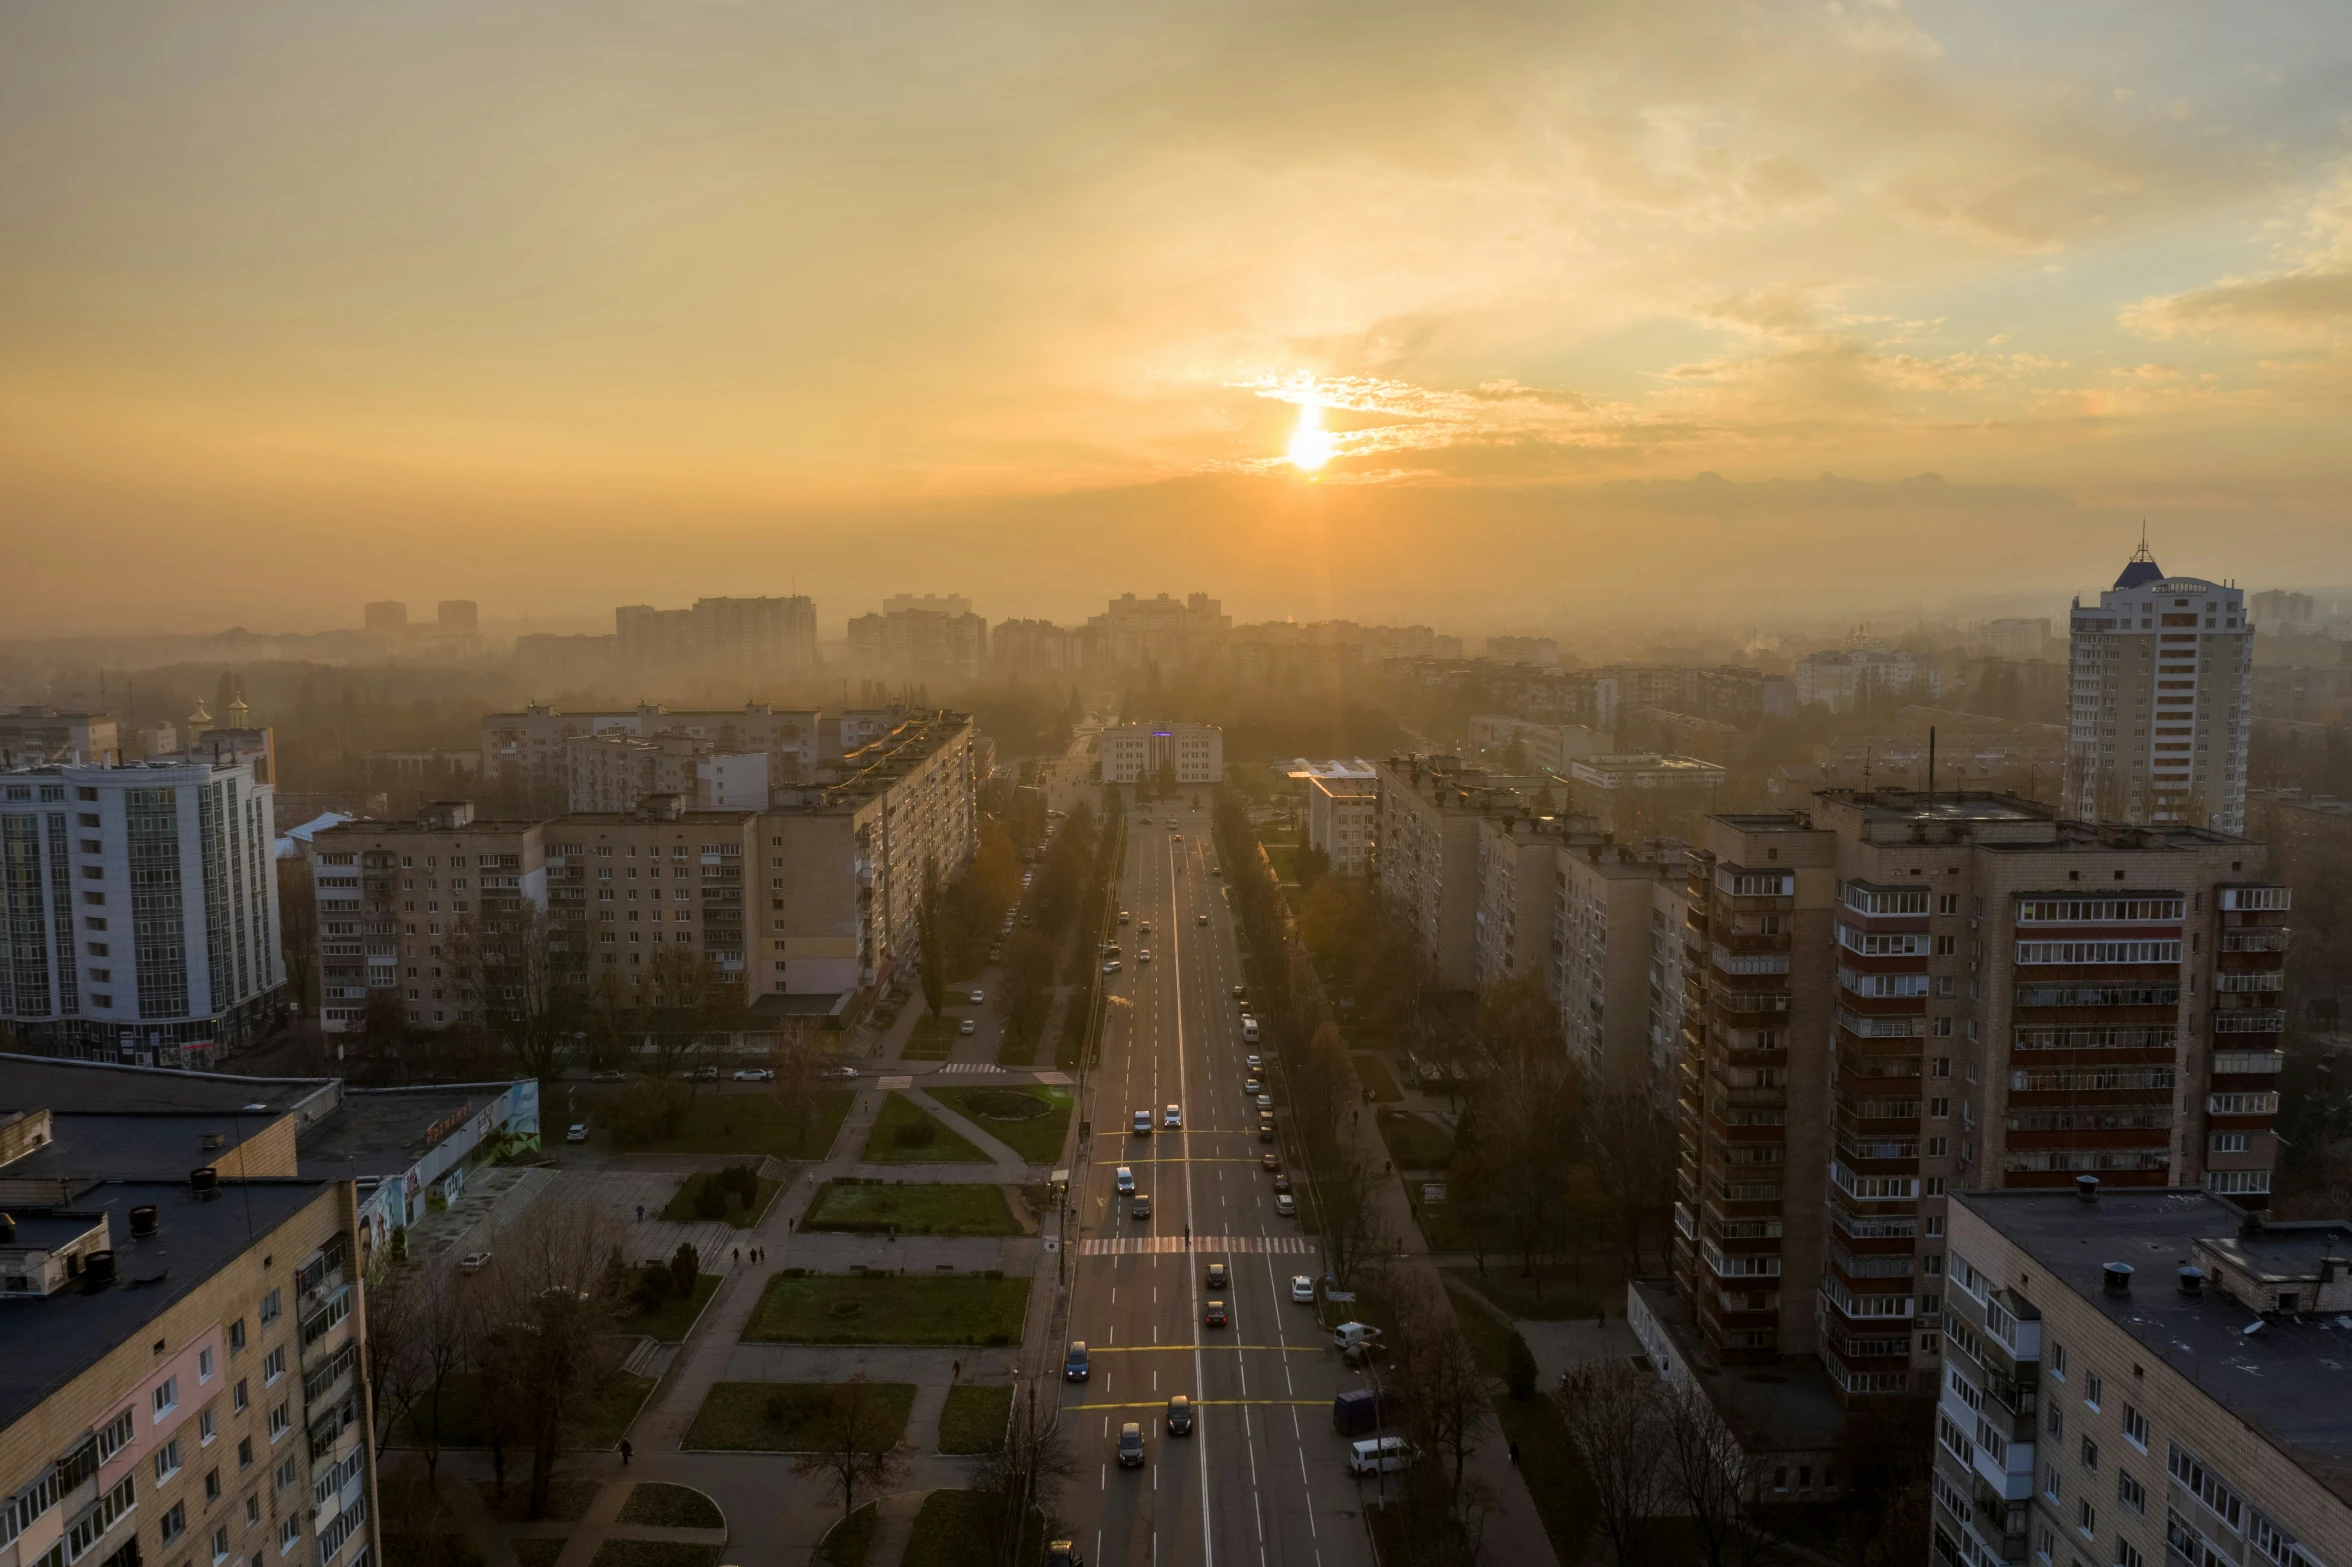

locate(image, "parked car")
[[1272, 1173, 1292, 1193], [1103, 959, 1122, 974], [692, 1065, 719, 1081], [732, 1068, 771, 1082], [1232, 986, 1247, 1001], [1117, 1423, 1146, 1468], [1244, 1077, 1262, 1095], [1261, 1152, 1282, 1172], [460, 1251, 493, 1274], [566, 1123, 589, 1143], [1349, 1437, 1416, 1476], [959, 1019, 976, 1036], [1065, 1341, 1090, 1381], [1245, 1052, 1261, 1070], [968, 989, 985, 1004], [590, 1069, 626, 1083], [1333, 1388, 1381, 1435], [1203, 1299, 1228, 1328], [1276, 1194, 1297, 1217], [1165, 1394, 1193, 1436], [1256, 1093, 1273, 1111], [823, 1065, 859, 1080], [1291, 1274, 1316, 1303], [1242, 1020, 1260, 1043]]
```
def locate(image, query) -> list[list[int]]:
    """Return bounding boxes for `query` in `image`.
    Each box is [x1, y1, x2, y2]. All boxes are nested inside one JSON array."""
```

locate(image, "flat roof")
[[0, 1055, 332, 1118], [1959, 1188, 2352, 1507], [1628, 1279, 1846, 1452], [0, 1178, 332, 1432], [3, 1113, 278, 1183], [294, 1085, 517, 1178]]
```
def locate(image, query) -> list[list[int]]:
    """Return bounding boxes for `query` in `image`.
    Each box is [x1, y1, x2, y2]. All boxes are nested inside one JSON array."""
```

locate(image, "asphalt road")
[[1057, 804, 1376, 1567]]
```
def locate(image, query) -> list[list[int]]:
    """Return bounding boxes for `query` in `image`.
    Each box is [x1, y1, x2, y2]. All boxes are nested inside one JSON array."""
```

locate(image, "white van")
[[1242, 1019, 1260, 1044], [1348, 1437, 1416, 1476]]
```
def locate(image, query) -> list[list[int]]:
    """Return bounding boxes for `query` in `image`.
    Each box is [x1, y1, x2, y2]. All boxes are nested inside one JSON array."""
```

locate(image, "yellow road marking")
[[1063, 1399, 1328, 1409], [1087, 1344, 1319, 1355]]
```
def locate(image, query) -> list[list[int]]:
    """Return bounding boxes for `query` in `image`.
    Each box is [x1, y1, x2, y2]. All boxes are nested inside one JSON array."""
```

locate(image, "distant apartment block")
[[362, 600, 407, 635], [991, 618, 1094, 676], [613, 595, 818, 678], [1466, 715, 1610, 773], [1485, 634, 1560, 666], [2252, 587, 2316, 630], [547, 800, 760, 990], [1595, 664, 1790, 728], [1373, 756, 1526, 992], [847, 596, 989, 678], [1935, 1189, 2352, 1567], [0, 706, 121, 768], [479, 702, 824, 808], [563, 733, 769, 814], [436, 598, 478, 634], [1286, 761, 1379, 876], [1979, 616, 2051, 659], [1097, 722, 1224, 786], [2064, 545, 2252, 834], [1791, 648, 1944, 712], [1089, 593, 1230, 668], [1, 748, 284, 1066]]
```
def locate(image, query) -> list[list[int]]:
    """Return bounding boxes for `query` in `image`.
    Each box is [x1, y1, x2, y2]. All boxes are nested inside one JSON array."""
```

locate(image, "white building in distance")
[[1285, 760, 1379, 876], [1098, 722, 1225, 785]]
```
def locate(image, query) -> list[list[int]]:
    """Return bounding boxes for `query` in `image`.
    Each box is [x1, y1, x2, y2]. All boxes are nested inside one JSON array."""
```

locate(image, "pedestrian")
[[1508, 1440, 1521, 1464], [1596, 1307, 1606, 1329], [635, 1204, 644, 1222], [732, 1246, 740, 1264], [619, 1440, 633, 1466], [952, 1359, 962, 1382]]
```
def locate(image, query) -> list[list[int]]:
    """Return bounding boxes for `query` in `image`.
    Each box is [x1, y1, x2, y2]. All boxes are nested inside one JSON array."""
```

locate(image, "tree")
[[1660, 1382, 1762, 1567], [1388, 1274, 1496, 1510], [769, 1019, 824, 1151], [447, 903, 577, 1081], [474, 1195, 622, 1520], [972, 1379, 1076, 1565], [1557, 1360, 1669, 1567], [277, 858, 318, 1013], [670, 1241, 699, 1299], [792, 1375, 912, 1524], [1312, 1138, 1392, 1291], [364, 1257, 474, 1486], [916, 858, 947, 1018], [1589, 1091, 1679, 1273]]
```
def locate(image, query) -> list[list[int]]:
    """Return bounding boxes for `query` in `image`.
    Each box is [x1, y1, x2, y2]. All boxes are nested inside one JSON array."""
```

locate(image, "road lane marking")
[[1080, 1236, 1312, 1255], [1064, 1398, 1329, 1410]]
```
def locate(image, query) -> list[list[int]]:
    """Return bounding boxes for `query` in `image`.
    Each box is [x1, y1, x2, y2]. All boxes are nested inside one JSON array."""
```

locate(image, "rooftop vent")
[[84, 1250, 118, 1289], [189, 1166, 219, 1194], [2103, 1262, 2134, 1295], [201, 1131, 226, 1151], [2178, 1266, 2205, 1296], [129, 1205, 159, 1238], [2076, 1175, 2100, 1203]]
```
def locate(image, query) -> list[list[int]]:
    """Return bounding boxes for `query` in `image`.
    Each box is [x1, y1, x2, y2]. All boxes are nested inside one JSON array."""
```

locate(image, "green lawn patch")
[[514, 1540, 566, 1567], [994, 1010, 1044, 1067], [624, 1273, 721, 1343], [804, 1180, 1019, 1237], [402, 1371, 652, 1450], [588, 1543, 721, 1567], [929, 1084, 1073, 1165], [902, 1012, 962, 1061], [658, 1172, 781, 1229], [1353, 1052, 1405, 1104], [861, 1093, 990, 1163], [742, 1272, 1031, 1346], [616, 1483, 723, 1530], [937, 1384, 1014, 1453], [681, 1381, 915, 1452], [817, 1502, 879, 1567], [902, 1491, 998, 1567], [1375, 1108, 1455, 1170], [1441, 1263, 1605, 1321], [587, 1089, 853, 1159]]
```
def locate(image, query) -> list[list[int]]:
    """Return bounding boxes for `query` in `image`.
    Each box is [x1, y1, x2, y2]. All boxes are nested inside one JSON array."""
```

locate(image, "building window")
[[155, 1438, 184, 1483], [161, 1502, 188, 1544], [2118, 1470, 2145, 1516], [154, 1375, 180, 1420], [262, 1347, 285, 1385], [238, 1437, 253, 1469], [233, 1379, 249, 1413], [2117, 1542, 2144, 1567], [279, 1515, 302, 1555], [198, 1348, 215, 1383], [259, 1290, 281, 1326], [2122, 1406, 2148, 1451], [2051, 1344, 2067, 1380], [206, 1468, 221, 1504], [2079, 1502, 2098, 1538], [200, 1406, 217, 1444], [268, 1402, 289, 1442], [2082, 1438, 2100, 1473], [2084, 1371, 2102, 1410]]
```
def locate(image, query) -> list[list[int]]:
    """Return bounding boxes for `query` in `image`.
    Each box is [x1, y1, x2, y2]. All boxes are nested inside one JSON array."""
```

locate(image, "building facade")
[[1087, 593, 1230, 668], [546, 802, 759, 994], [480, 703, 822, 809], [1466, 715, 1611, 773], [1300, 765, 1379, 877], [2063, 546, 2253, 834], [2, 754, 283, 1066], [0, 711, 121, 771], [612, 596, 818, 679], [1791, 649, 1944, 713], [560, 734, 768, 815], [1096, 723, 1224, 786], [846, 598, 988, 679]]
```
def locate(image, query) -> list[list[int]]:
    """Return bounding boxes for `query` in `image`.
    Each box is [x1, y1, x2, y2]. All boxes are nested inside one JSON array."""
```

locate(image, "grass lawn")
[[742, 1272, 1032, 1346], [994, 1010, 1044, 1067], [476, 1478, 599, 1524], [589, 1089, 853, 1159], [817, 1502, 878, 1567], [401, 1371, 653, 1450], [588, 1543, 721, 1567], [681, 1381, 916, 1452], [902, 1012, 963, 1061], [1446, 1280, 1596, 1564], [1442, 1263, 1607, 1321], [658, 1172, 781, 1229], [1353, 1052, 1405, 1103], [860, 1093, 990, 1163], [936, 1384, 1013, 1453], [616, 1484, 723, 1529], [514, 1541, 566, 1567], [1376, 1108, 1455, 1170], [624, 1273, 720, 1342], [902, 1491, 998, 1567], [804, 1180, 1020, 1237], [929, 1084, 1073, 1165]]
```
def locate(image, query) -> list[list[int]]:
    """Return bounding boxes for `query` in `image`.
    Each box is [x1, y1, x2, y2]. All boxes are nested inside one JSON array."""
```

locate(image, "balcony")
[[2211, 1050, 2282, 1076], [2214, 1011, 2286, 1035], [2215, 971, 2284, 993], [1837, 1130, 1920, 1164]]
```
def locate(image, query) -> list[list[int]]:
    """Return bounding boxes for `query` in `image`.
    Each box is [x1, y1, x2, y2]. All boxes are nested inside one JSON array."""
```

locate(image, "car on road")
[[1272, 1173, 1291, 1193], [1291, 1274, 1316, 1303], [1244, 1077, 1262, 1095], [1119, 909, 1131, 924], [590, 1069, 626, 1083], [1276, 1193, 1297, 1218], [1349, 1436, 1417, 1476], [1172, 831, 1182, 840], [1065, 1341, 1090, 1381], [1206, 1261, 1227, 1290], [1131, 1193, 1151, 1218], [1047, 1539, 1084, 1567], [733, 1068, 773, 1082], [566, 1123, 589, 1142], [691, 1065, 719, 1081], [1255, 1093, 1273, 1111], [1261, 1152, 1282, 1172], [1163, 1104, 1181, 1129], [1166, 1395, 1193, 1436], [1138, 948, 1151, 963], [1132, 1110, 1151, 1136], [1117, 1422, 1146, 1468], [1139, 920, 1151, 935], [1103, 959, 1122, 974], [1102, 943, 1121, 958], [1211, 865, 1222, 876], [1245, 1053, 1262, 1071], [968, 989, 985, 1004], [823, 1065, 859, 1080], [460, 1251, 493, 1274], [958, 1019, 975, 1036], [1259, 1118, 1276, 1142], [1203, 1299, 1228, 1328], [1116, 1165, 1136, 1193], [1242, 1020, 1260, 1043], [1196, 913, 1209, 926], [1232, 985, 1246, 1000]]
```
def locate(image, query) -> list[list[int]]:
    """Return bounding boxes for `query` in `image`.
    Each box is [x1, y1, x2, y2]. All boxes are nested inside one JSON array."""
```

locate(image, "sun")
[[1286, 399, 1336, 473]]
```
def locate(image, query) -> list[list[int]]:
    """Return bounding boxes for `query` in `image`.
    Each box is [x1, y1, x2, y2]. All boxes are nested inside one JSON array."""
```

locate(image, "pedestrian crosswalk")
[[933, 1063, 1007, 1075], [1079, 1234, 1315, 1256]]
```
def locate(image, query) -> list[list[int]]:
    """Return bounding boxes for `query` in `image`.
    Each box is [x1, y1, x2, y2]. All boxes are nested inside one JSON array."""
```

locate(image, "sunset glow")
[[1286, 400, 1335, 473]]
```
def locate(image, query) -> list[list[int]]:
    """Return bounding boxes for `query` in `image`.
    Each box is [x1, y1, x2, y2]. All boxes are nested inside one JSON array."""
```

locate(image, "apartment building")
[[309, 802, 548, 1034], [1792, 649, 1944, 713], [1935, 1189, 2352, 1567], [0, 1127, 376, 1567], [1565, 752, 1728, 838], [1096, 723, 1224, 786], [1594, 665, 1790, 728], [990, 619, 1093, 677], [0, 711, 121, 770], [762, 711, 980, 998], [2063, 545, 2253, 834], [1087, 593, 1230, 668], [1485, 635, 1559, 667], [1292, 762, 1378, 877], [1, 751, 283, 1067], [561, 733, 768, 814], [613, 595, 818, 679], [1373, 757, 1545, 992], [1465, 715, 1610, 773], [1555, 838, 1686, 1093], [545, 800, 758, 991], [1668, 788, 2286, 1407], [479, 703, 823, 808], [847, 597, 988, 680]]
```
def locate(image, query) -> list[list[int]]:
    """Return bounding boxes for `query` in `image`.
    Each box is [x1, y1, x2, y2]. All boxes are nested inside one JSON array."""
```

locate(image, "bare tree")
[[1387, 1274, 1496, 1509], [473, 1195, 622, 1519], [365, 1257, 475, 1489], [792, 1375, 913, 1524], [277, 858, 319, 1013], [1660, 1381, 1763, 1567], [972, 1379, 1076, 1566], [769, 1017, 823, 1152], [1589, 1091, 1679, 1274], [1557, 1360, 1669, 1567], [1311, 1138, 1393, 1291], [448, 903, 578, 1081]]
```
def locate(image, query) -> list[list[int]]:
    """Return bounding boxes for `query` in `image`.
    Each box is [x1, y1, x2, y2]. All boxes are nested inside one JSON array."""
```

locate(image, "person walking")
[[619, 1440, 633, 1466], [634, 1204, 644, 1222]]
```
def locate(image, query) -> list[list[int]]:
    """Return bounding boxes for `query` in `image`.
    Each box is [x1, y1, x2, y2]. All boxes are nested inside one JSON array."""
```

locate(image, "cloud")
[[1596, 469, 2072, 513], [2124, 269, 2352, 340]]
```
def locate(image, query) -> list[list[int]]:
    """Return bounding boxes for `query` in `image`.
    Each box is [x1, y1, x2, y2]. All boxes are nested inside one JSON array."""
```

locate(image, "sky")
[[4, 1, 2351, 636]]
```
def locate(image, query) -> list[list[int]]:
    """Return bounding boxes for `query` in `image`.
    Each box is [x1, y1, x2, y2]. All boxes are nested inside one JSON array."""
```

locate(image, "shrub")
[[1505, 1330, 1540, 1401], [671, 1243, 699, 1299], [892, 1120, 937, 1149], [693, 1180, 730, 1221]]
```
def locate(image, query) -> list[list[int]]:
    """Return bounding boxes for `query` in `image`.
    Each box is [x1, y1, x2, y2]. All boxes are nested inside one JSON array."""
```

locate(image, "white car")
[[1245, 1054, 1262, 1071], [1349, 1437, 1416, 1476], [1276, 1193, 1297, 1218], [1116, 1165, 1136, 1193], [959, 1019, 976, 1036], [1139, 949, 1152, 964], [969, 989, 985, 1004], [1242, 1020, 1260, 1044], [1290, 1274, 1315, 1303], [1163, 1104, 1182, 1129], [824, 1065, 859, 1080], [733, 1068, 773, 1082], [1103, 959, 1122, 974], [461, 1251, 493, 1274], [1256, 1094, 1273, 1111], [566, 1123, 589, 1143], [1196, 913, 1209, 926]]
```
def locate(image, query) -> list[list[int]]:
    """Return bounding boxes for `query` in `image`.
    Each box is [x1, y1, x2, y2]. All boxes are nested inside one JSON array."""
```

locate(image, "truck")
[[1332, 1387, 1382, 1436]]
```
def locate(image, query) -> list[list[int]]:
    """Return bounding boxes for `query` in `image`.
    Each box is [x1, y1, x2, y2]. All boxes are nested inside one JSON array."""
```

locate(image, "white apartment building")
[[0, 752, 283, 1066], [480, 702, 823, 805], [1296, 762, 1378, 876], [2063, 545, 2253, 833], [562, 732, 769, 814], [1466, 715, 1611, 773], [1097, 722, 1224, 785], [1792, 648, 1944, 712]]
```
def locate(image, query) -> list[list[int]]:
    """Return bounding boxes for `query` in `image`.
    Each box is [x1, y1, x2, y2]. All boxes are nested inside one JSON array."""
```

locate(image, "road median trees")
[[474, 1194, 624, 1520], [792, 1375, 914, 1528], [970, 1381, 1075, 1566]]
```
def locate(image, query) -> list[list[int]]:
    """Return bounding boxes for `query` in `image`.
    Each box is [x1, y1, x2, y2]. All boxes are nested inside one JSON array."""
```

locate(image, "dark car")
[[1261, 1152, 1282, 1172], [1047, 1542, 1085, 1567], [1166, 1394, 1193, 1436], [1203, 1299, 1228, 1328], [1117, 1422, 1146, 1468], [1065, 1341, 1090, 1381], [1272, 1173, 1292, 1193]]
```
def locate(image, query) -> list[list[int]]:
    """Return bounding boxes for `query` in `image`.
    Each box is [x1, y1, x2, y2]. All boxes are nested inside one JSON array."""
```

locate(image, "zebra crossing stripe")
[[935, 1063, 1007, 1075], [1077, 1235, 1314, 1257]]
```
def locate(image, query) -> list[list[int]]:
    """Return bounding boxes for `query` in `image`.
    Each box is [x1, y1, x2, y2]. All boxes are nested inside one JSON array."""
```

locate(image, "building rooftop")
[[293, 1085, 520, 1180], [0, 1178, 331, 1432], [1281, 758, 1380, 781], [1959, 1188, 2352, 1507], [2, 1112, 281, 1185], [0, 1054, 335, 1120], [1815, 787, 2052, 825], [1628, 1279, 1847, 1453]]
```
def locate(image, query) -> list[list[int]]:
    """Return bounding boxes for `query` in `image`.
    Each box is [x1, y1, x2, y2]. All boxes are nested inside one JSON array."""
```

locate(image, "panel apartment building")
[[2063, 545, 2253, 834], [2, 746, 283, 1067], [1096, 723, 1224, 786], [479, 702, 826, 809], [1935, 1190, 2352, 1567], [1667, 788, 2288, 1405]]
